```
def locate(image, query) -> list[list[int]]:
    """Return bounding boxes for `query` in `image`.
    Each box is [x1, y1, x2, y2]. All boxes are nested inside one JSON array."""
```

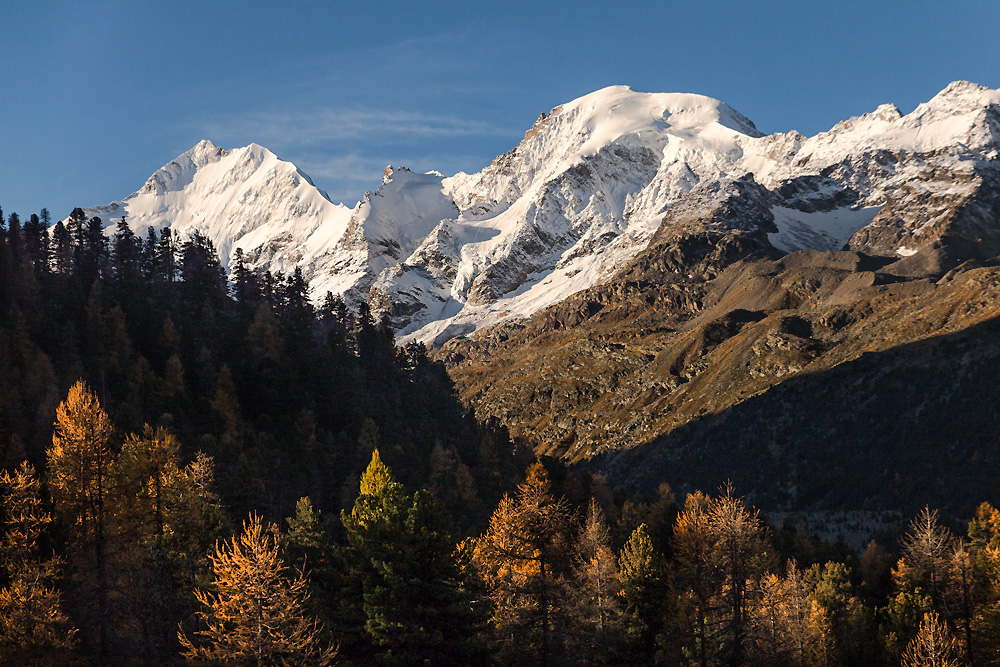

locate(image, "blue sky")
[[2, 0, 999, 219]]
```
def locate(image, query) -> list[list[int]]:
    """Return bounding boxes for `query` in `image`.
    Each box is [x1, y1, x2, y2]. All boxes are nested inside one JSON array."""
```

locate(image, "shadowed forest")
[[4, 208, 1000, 666]]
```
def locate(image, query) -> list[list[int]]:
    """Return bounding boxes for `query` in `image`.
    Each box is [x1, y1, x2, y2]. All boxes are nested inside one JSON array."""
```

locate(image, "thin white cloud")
[[202, 107, 514, 148], [296, 149, 493, 205], [295, 153, 388, 204]]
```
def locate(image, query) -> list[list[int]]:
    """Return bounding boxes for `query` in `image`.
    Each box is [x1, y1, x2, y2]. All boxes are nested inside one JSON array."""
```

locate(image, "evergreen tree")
[[178, 231, 226, 306], [50, 221, 73, 276], [79, 216, 107, 287], [22, 212, 49, 273], [153, 226, 176, 285], [618, 522, 666, 662], [230, 247, 259, 307], [7, 213, 21, 262], [341, 449, 476, 665], [285, 496, 330, 567], [66, 208, 86, 249]]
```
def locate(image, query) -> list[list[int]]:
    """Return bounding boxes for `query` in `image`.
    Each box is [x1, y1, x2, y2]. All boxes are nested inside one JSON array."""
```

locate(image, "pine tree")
[[179, 513, 337, 666], [154, 227, 176, 285], [230, 246, 259, 307], [7, 212, 21, 262], [110, 217, 143, 297], [287, 496, 326, 554], [341, 449, 475, 665], [50, 221, 73, 276], [619, 522, 666, 661], [79, 216, 107, 287], [179, 231, 227, 307], [22, 213, 49, 274]]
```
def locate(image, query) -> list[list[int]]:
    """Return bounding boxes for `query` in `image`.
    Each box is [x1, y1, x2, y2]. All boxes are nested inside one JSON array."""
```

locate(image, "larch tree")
[[474, 462, 575, 666], [115, 425, 227, 660], [901, 611, 963, 667], [749, 562, 832, 667], [571, 498, 622, 649], [895, 507, 956, 613], [669, 488, 767, 667], [888, 507, 960, 662], [707, 486, 766, 667], [179, 512, 337, 666], [946, 541, 976, 664], [670, 490, 718, 667], [46, 380, 116, 660], [0, 462, 76, 660], [117, 424, 181, 541]]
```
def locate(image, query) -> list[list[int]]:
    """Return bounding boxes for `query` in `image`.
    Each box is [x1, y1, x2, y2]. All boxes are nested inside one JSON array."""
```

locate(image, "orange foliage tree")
[[179, 512, 336, 665]]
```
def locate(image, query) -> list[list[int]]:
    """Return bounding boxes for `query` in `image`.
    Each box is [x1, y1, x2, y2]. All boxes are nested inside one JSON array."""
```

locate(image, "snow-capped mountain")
[[80, 81, 1000, 344], [82, 140, 357, 294]]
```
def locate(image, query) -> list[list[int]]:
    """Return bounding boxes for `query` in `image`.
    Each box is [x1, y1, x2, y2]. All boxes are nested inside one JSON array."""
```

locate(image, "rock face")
[[438, 236, 1000, 512], [433, 81, 1000, 511], [81, 81, 1000, 350]]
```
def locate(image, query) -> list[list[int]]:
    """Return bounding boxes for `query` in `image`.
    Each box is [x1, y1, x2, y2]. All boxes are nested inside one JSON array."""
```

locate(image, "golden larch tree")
[[902, 611, 963, 667], [46, 380, 115, 659], [0, 462, 76, 660], [474, 462, 575, 666], [179, 512, 337, 666]]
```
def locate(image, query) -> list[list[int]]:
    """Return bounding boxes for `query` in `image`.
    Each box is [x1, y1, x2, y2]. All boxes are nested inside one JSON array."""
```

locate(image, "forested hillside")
[[5, 207, 1000, 666], [0, 206, 526, 523]]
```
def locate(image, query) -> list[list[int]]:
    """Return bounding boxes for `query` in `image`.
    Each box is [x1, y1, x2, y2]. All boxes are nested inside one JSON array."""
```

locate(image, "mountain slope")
[[81, 81, 1000, 351]]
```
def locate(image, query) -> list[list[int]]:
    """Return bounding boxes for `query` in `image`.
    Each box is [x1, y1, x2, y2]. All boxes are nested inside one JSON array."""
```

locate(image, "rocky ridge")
[[79, 82, 1000, 352], [433, 83, 1000, 510]]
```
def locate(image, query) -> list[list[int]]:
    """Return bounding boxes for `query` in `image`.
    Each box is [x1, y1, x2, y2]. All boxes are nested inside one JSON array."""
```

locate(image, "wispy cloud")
[[188, 104, 518, 205], [296, 149, 493, 205], [294, 153, 389, 204], [201, 107, 515, 148]]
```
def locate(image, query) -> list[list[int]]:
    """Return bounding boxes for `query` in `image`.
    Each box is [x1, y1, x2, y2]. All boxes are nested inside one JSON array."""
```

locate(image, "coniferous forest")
[[6, 207, 1000, 666]]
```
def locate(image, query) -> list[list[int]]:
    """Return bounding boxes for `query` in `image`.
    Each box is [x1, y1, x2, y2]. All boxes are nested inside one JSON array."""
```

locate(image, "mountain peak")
[[935, 79, 991, 99], [921, 80, 1000, 116], [82, 80, 1000, 348], [187, 138, 224, 156], [139, 139, 227, 195]]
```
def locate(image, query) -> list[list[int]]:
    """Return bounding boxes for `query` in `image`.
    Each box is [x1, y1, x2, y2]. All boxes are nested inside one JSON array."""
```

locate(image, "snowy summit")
[[78, 81, 1000, 344]]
